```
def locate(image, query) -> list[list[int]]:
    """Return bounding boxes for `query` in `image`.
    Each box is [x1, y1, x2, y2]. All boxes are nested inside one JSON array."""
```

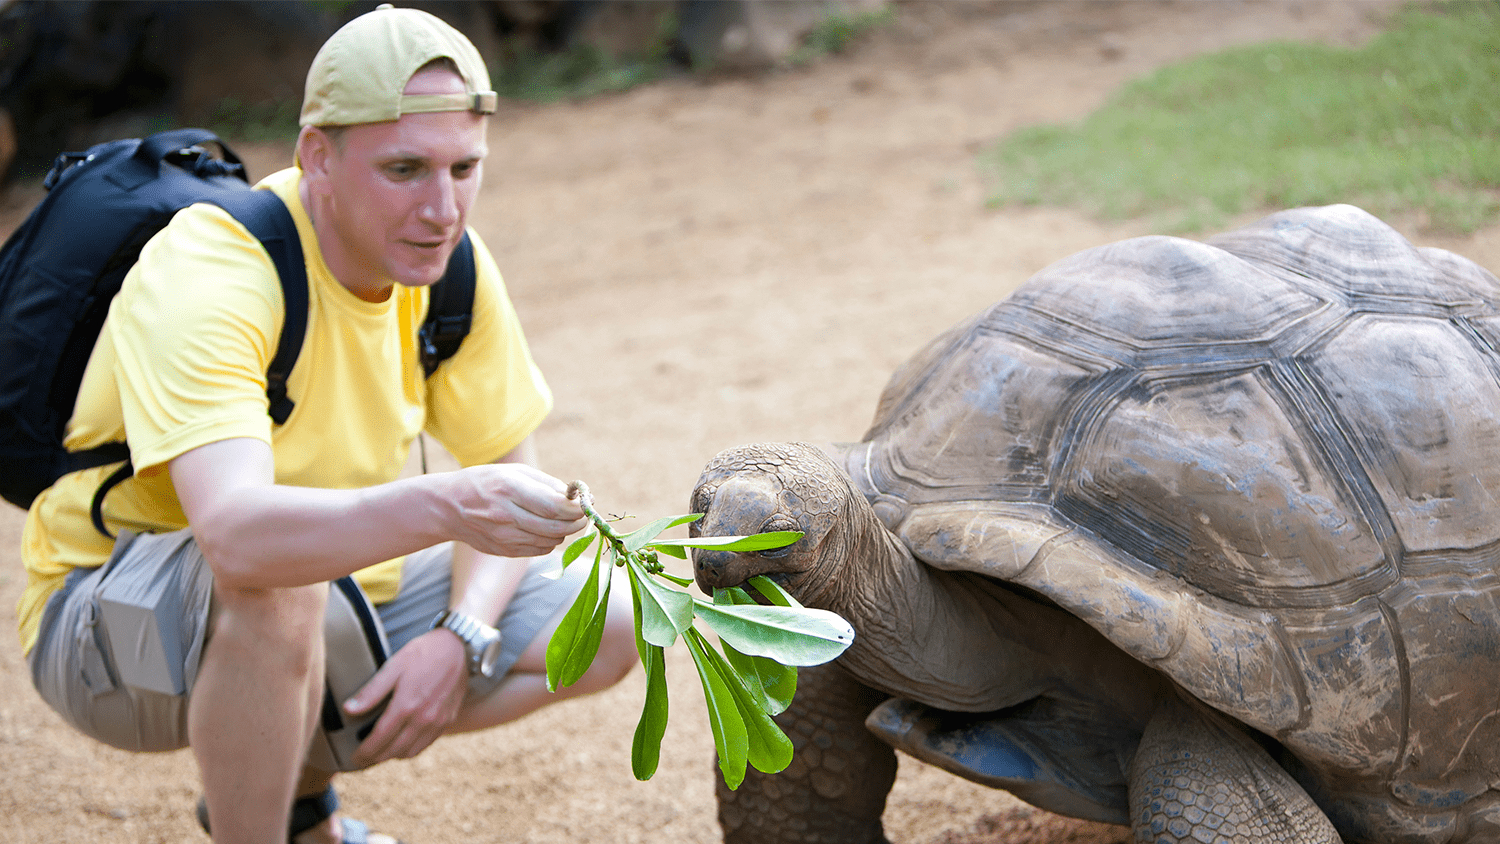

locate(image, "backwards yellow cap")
[[300, 3, 498, 127]]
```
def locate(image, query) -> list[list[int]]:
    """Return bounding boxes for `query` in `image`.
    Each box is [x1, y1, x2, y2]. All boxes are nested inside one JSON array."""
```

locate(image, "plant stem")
[[568, 480, 629, 553], [564, 482, 606, 533]]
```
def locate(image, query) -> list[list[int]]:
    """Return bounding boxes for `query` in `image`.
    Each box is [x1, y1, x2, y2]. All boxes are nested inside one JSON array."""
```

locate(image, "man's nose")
[[420, 173, 461, 227]]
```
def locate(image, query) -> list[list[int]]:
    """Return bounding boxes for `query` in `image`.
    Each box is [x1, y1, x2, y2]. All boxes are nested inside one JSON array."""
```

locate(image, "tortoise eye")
[[688, 488, 713, 538], [762, 515, 798, 533], [755, 515, 800, 558], [692, 487, 712, 515]]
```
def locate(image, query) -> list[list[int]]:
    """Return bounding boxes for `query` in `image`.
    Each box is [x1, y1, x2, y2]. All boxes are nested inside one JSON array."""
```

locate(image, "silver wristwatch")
[[431, 610, 503, 678]]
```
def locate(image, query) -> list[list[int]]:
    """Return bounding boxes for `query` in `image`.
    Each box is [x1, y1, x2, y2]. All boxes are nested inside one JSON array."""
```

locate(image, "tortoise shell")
[[836, 205, 1500, 837]]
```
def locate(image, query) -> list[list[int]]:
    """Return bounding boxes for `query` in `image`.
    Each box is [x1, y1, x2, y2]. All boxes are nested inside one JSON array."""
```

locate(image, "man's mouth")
[[402, 235, 453, 255]]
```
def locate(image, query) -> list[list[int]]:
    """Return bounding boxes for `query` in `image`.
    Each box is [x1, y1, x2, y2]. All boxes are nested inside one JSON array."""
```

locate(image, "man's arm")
[[169, 435, 583, 590], [343, 437, 552, 766]]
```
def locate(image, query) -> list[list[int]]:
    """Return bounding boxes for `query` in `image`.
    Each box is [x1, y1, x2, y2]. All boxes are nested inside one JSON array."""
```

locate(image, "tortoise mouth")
[[693, 566, 795, 602], [692, 547, 755, 593]]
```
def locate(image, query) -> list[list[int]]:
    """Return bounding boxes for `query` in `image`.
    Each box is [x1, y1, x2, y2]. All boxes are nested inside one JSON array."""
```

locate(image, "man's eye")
[[384, 162, 418, 178], [453, 162, 477, 178]]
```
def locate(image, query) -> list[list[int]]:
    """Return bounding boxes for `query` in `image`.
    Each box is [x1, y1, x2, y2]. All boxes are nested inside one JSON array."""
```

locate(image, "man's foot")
[[198, 786, 406, 844], [293, 814, 403, 844]]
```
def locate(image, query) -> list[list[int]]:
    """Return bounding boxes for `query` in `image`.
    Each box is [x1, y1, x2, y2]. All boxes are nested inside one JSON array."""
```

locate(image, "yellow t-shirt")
[[17, 167, 552, 653]]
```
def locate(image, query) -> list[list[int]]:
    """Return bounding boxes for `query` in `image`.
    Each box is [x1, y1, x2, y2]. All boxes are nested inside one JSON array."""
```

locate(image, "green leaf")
[[722, 640, 797, 716], [630, 641, 669, 781], [649, 530, 803, 553], [622, 513, 702, 553], [693, 600, 853, 666], [651, 543, 687, 559], [688, 629, 794, 777], [654, 570, 694, 588], [713, 586, 756, 607], [628, 558, 694, 647], [626, 572, 670, 780], [561, 530, 597, 569], [712, 587, 798, 715], [747, 575, 803, 609], [545, 548, 610, 691], [685, 629, 749, 789]]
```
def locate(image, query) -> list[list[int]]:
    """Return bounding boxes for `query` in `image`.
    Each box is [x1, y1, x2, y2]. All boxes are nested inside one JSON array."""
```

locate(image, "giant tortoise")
[[690, 205, 1500, 844]]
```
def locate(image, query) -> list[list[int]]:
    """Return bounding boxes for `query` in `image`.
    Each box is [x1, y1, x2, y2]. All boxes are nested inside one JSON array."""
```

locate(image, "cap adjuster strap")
[[399, 91, 498, 116]]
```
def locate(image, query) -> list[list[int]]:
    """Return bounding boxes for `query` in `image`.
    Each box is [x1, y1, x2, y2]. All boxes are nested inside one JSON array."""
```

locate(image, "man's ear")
[[296, 125, 335, 191]]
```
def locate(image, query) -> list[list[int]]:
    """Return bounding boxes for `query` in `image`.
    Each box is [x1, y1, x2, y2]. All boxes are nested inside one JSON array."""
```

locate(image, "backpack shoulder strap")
[[419, 231, 476, 378], [212, 189, 308, 425], [89, 188, 306, 537]]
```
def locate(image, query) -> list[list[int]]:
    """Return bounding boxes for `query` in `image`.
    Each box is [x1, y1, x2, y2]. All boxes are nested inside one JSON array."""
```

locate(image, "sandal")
[[196, 784, 407, 843]]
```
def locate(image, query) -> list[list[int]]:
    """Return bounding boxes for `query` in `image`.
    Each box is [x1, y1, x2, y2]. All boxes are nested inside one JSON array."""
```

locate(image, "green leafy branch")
[[546, 481, 855, 789]]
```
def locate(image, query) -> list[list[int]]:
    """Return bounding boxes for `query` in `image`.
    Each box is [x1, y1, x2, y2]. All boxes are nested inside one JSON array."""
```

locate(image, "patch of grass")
[[496, 9, 681, 103], [496, 42, 674, 103], [981, 2, 1500, 233], [204, 97, 302, 143], [786, 5, 896, 67]]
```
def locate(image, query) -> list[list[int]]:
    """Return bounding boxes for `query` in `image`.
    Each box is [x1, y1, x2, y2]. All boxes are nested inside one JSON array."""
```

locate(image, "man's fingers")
[[485, 464, 584, 521], [345, 663, 397, 715]]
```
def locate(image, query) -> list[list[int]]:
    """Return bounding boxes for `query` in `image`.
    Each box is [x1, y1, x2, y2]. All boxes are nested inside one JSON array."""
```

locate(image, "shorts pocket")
[[76, 597, 118, 698]]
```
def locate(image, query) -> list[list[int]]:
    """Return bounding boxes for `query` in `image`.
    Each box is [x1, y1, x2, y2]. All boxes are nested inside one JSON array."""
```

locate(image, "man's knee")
[[206, 582, 328, 667]]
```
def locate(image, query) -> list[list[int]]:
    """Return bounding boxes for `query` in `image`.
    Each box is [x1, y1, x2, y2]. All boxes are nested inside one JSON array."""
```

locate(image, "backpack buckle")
[[42, 151, 87, 191], [164, 144, 246, 180]]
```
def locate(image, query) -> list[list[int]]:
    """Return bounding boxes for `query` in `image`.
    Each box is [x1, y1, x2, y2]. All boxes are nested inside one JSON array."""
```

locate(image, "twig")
[[567, 480, 612, 535], [568, 479, 639, 566]]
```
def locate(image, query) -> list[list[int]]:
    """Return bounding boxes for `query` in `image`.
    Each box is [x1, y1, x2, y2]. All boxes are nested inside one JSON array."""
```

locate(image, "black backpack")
[[0, 128, 476, 533]]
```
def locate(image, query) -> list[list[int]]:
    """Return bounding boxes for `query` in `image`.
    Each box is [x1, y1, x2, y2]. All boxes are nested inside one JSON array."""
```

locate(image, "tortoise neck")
[[817, 494, 934, 667]]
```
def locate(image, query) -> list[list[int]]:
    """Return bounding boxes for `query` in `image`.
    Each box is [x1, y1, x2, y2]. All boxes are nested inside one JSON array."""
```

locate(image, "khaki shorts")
[[27, 529, 587, 754]]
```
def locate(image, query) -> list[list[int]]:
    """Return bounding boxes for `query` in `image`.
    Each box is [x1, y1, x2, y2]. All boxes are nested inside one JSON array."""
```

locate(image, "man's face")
[[309, 65, 488, 299]]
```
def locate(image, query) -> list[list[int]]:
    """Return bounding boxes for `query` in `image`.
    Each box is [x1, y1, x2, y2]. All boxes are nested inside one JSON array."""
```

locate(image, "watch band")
[[431, 610, 502, 677]]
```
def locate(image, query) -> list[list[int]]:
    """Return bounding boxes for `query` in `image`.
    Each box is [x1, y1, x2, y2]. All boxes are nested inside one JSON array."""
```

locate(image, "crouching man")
[[17, 6, 636, 842]]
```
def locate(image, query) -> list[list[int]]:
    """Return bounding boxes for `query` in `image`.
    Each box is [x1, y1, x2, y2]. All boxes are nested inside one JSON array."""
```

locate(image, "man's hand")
[[441, 462, 586, 558], [344, 628, 469, 767]]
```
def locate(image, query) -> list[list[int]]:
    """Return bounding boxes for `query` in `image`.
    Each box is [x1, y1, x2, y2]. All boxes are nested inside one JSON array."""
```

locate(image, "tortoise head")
[[690, 442, 873, 608]]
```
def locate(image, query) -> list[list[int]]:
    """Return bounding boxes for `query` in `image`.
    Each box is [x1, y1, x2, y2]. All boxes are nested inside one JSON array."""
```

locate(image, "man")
[[17, 6, 638, 843]]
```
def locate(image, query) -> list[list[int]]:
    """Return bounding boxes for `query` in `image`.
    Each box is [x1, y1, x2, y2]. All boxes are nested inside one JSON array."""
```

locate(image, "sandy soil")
[[3, 2, 1497, 842]]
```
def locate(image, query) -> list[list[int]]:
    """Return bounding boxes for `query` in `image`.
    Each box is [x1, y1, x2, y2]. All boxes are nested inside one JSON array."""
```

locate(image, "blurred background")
[[0, 0, 896, 185]]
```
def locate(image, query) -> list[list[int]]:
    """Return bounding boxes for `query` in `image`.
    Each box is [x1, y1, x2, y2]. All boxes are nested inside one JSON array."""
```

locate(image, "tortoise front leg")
[[718, 661, 897, 844], [1128, 695, 1340, 843]]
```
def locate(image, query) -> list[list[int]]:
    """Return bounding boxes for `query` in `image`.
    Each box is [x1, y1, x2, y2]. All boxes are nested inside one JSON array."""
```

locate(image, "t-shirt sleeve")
[[423, 233, 552, 466], [110, 202, 281, 473]]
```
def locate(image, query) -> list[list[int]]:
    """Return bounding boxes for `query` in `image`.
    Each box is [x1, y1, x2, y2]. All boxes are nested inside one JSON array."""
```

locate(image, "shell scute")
[[867, 329, 1097, 507], [1060, 369, 1391, 606], [1274, 600, 1404, 777], [1304, 315, 1500, 553], [1383, 580, 1500, 802], [1209, 204, 1491, 311], [1006, 235, 1328, 354]]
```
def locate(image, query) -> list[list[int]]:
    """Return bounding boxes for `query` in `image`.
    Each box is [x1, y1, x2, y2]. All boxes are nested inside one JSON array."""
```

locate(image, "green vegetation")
[[982, 3, 1500, 233], [549, 482, 853, 789], [494, 5, 682, 104], [494, 41, 675, 103], [205, 97, 303, 143], [495, 3, 896, 100], [786, 5, 897, 67]]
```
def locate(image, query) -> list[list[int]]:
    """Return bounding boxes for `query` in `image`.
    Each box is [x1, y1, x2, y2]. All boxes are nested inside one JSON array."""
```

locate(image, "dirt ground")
[[3, 2, 1498, 842]]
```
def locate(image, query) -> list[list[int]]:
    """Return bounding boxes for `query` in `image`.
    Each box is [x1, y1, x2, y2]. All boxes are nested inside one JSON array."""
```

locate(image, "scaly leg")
[[718, 661, 896, 844], [1129, 695, 1340, 844]]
